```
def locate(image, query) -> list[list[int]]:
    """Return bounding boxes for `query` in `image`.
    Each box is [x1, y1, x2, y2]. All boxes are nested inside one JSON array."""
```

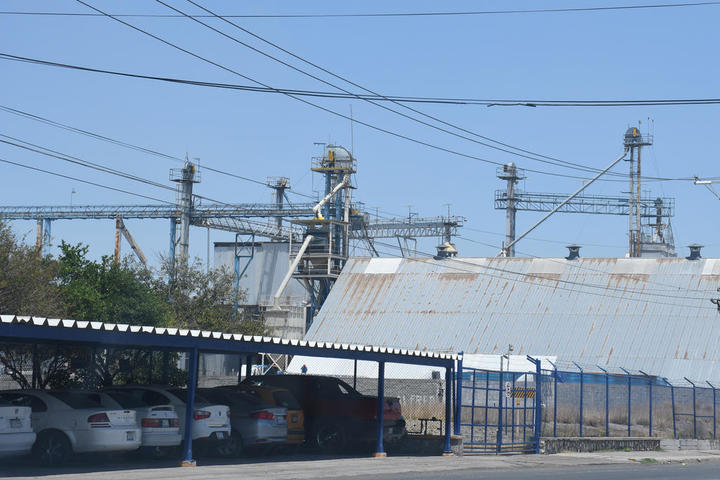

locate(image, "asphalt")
[[2, 449, 720, 480]]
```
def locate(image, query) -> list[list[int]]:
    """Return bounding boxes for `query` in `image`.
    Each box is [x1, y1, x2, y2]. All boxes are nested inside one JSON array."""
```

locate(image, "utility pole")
[[497, 164, 524, 257], [170, 159, 200, 268]]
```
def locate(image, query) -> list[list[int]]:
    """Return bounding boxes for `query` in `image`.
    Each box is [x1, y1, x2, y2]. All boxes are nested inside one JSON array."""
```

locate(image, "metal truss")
[[0, 203, 316, 220], [494, 191, 675, 218], [350, 216, 465, 239], [192, 217, 303, 242]]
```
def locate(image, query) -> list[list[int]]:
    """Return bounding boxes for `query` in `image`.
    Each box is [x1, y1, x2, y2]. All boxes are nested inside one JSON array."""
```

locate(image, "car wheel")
[[315, 423, 345, 453], [216, 431, 242, 458], [34, 431, 72, 467]]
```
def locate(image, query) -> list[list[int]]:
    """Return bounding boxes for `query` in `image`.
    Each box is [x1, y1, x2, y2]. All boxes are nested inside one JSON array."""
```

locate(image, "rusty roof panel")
[[306, 257, 720, 382]]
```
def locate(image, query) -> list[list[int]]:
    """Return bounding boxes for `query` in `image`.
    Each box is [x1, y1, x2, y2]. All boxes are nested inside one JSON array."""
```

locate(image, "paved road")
[[3, 451, 720, 480]]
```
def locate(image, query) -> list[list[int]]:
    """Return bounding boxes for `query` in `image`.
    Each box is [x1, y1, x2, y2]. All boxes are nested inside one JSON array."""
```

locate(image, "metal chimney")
[[566, 244, 581, 260], [687, 244, 703, 260]]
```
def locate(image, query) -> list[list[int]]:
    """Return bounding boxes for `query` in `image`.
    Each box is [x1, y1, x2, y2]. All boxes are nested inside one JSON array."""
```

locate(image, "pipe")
[[271, 235, 314, 308], [312, 174, 350, 218], [500, 148, 628, 256]]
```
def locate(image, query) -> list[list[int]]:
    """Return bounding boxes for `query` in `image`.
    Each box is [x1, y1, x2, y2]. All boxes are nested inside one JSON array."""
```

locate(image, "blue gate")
[[460, 356, 542, 454]]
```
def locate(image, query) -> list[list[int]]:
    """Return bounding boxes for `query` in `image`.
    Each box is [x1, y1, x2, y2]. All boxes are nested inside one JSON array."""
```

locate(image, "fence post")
[[685, 377, 697, 439], [621, 368, 631, 436], [671, 384, 677, 439], [548, 360, 557, 438], [470, 369, 477, 444], [597, 365, 609, 437], [527, 356, 542, 454], [497, 368, 504, 453], [707, 382, 717, 440], [454, 353, 463, 436], [181, 347, 198, 467], [573, 362, 584, 438], [31, 344, 38, 389], [443, 365, 453, 455], [161, 350, 169, 384], [640, 370, 652, 437]]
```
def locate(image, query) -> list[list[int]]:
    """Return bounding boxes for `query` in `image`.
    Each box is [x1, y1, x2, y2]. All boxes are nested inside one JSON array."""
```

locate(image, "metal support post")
[[573, 362, 584, 437], [237, 355, 243, 385], [685, 377, 697, 438], [527, 356, 542, 453], [353, 359, 358, 390], [246, 354, 253, 378], [707, 382, 717, 440], [640, 370, 652, 436], [181, 347, 198, 467], [597, 365, 610, 437], [443, 366, 453, 455], [169, 218, 176, 282], [148, 350, 154, 384], [470, 371, 477, 444], [374, 361, 386, 457], [42, 218, 52, 257], [671, 385, 677, 438], [621, 368, 631, 436], [454, 353, 463, 436], [548, 360, 558, 437], [497, 368, 504, 452]]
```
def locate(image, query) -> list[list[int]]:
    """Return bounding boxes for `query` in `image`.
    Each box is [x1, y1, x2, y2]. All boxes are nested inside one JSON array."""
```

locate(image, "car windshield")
[[103, 391, 148, 409], [47, 391, 104, 409]]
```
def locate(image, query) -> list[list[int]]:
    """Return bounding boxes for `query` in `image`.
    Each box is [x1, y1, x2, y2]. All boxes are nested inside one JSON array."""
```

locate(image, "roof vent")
[[435, 241, 458, 259], [687, 244, 703, 260], [565, 244, 581, 260]]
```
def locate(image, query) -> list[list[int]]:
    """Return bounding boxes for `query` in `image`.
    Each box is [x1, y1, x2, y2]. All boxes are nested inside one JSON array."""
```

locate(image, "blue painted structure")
[[0, 315, 457, 463]]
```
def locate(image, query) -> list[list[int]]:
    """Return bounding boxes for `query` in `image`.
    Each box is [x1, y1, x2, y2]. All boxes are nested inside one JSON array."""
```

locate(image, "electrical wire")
[[4, 2, 720, 18], [0, 157, 174, 204], [4, 52, 716, 183], [71, 1, 670, 185]]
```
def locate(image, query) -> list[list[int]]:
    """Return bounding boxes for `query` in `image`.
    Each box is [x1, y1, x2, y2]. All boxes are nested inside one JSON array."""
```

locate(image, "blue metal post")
[[470, 370, 477, 444], [549, 360, 558, 438], [31, 344, 38, 389], [454, 353, 463, 436], [707, 382, 716, 440], [527, 356, 542, 454], [685, 377, 697, 438], [375, 361, 386, 457], [444, 366, 453, 455], [182, 347, 198, 466], [621, 368, 631, 436], [573, 362, 584, 438], [237, 354, 243, 385], [245, 354, 253, 378], [640, 370, 652, 437], [497, 369, 504, 452], [671, 385, 677, 438], [597, 365, 609, 437], [162, 351, 169, 384]]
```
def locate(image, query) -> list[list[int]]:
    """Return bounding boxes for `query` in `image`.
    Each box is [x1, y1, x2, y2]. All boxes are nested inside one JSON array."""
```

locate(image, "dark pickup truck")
[[242, 374, 406, 451]]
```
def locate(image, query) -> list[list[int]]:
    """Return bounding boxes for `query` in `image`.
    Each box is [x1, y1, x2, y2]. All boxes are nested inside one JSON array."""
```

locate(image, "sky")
[[1, 0, 719, 267]]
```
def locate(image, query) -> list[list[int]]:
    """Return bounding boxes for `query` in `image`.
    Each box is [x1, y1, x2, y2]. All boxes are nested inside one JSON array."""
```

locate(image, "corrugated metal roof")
[[0, 314, 457, 362], [306, 257, 720, 382]]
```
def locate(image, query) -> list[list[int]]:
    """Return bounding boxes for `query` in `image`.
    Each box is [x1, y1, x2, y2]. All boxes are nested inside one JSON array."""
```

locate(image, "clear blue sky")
[[1, 0, 719, 265]]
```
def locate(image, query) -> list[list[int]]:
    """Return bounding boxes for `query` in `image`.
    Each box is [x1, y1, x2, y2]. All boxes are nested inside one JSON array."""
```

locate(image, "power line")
[[0, 157, 174, 204], [72, 0, 663, 185], [4, 2, 720, 18], [4, 53, 720, 109]]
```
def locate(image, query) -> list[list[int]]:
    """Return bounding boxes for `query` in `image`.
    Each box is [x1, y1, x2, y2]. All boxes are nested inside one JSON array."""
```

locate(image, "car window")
[[0, 393, 47, 412], [272, 390, 301, 409], [104, 391, 148, 408], [47, 391, 104, 409], [167, 388, 210, 404]]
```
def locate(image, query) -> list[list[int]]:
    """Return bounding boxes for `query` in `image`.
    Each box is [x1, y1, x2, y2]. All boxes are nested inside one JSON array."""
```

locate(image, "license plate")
[[126, 431, 135, 441], [291, 415, 298, 423], [9, 418, 21, 429]]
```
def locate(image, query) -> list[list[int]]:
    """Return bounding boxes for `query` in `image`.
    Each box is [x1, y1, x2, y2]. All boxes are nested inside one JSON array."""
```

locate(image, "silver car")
[[198, 388, 287, 456]]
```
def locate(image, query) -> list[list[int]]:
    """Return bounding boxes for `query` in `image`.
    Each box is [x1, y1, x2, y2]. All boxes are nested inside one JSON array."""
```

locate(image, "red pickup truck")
[[242, 375, 406, 452]]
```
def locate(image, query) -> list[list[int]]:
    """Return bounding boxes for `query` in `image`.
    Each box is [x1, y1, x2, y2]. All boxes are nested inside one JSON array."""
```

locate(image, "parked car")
[[103, 386, 230, 455], [199, 388, 287, 456], [216, 385, 304, 445], [95, 390, 181, 458], [0, 390, 140, 466], [0, 403, 35, 458], [242, 375, 406, 452]]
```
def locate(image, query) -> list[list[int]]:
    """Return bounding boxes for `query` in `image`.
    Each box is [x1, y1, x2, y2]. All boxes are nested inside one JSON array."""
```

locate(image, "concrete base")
[[394, 434, 464, 456], [179, 460, 197, 467], [660, 439, 720, 451], [539, 437, 660, 454], [373, 452, 388, 457]]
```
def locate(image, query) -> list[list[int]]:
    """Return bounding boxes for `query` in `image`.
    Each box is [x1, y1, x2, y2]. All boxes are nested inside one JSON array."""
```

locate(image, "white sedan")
[[104, 386, 230, 454], [0, 404, 35, 458], [0, 390, 141, 466]]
